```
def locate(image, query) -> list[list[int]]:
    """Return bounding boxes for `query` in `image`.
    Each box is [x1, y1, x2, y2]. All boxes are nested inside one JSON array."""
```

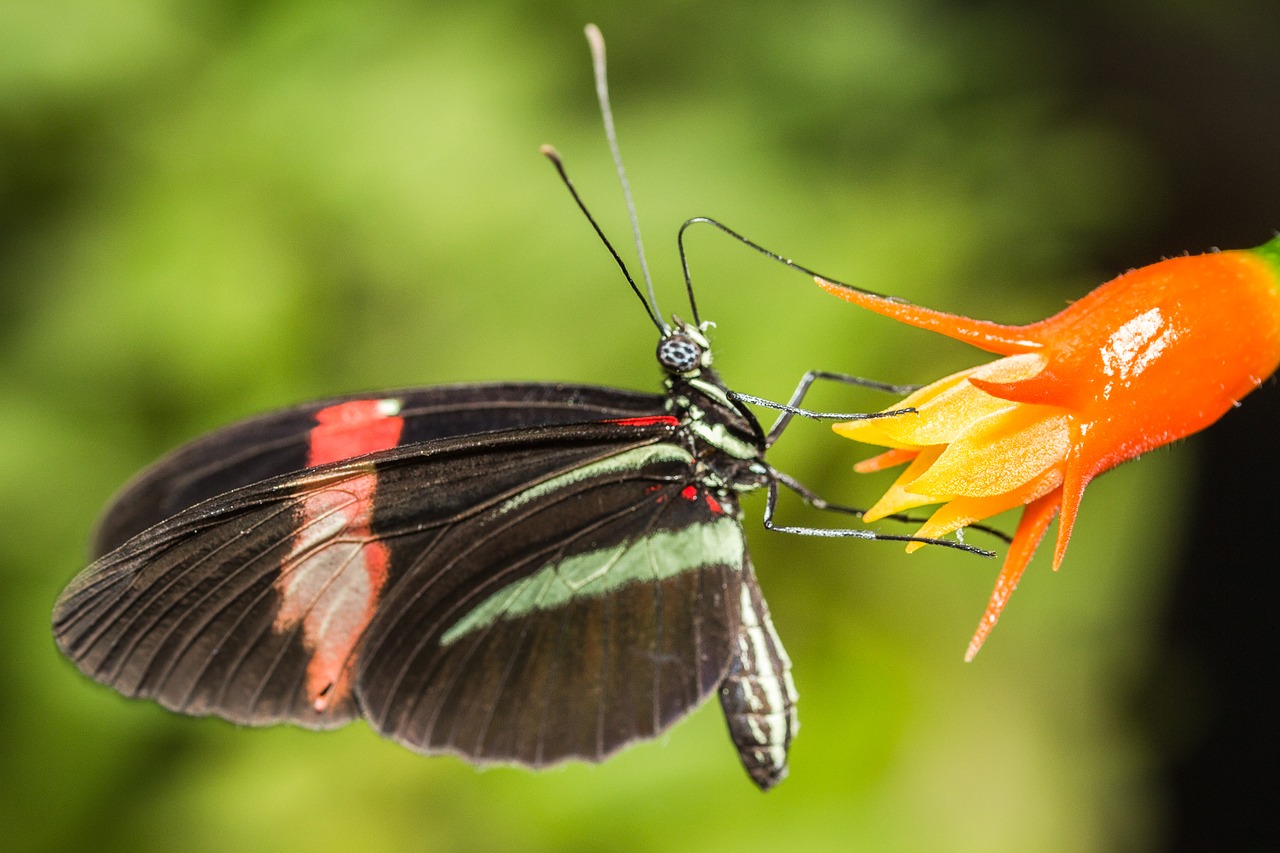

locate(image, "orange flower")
[[821, 237, 1280, 659]]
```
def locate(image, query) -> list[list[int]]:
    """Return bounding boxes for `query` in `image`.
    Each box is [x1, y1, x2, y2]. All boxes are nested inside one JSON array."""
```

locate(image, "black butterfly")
[[52, 26, 987, 791]]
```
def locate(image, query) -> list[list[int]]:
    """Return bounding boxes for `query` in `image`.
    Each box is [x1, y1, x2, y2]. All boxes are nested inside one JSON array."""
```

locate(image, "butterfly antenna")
[[678, 216, 904, 303], [540, 146, 663, 332], [585, 24, 666, 332]]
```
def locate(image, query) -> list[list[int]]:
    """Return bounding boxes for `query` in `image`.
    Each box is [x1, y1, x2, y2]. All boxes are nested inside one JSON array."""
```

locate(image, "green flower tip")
[[1250, 234, 1280, 277]]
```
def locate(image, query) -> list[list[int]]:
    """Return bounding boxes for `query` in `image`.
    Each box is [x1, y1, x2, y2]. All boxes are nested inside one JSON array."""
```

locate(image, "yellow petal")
[[968, 352, 1047, 385], [909, 406, 1070, 498], [902, 466, 1064, 553], [890, 353, 1047, 445], [832, 411, 920, 449], [885, 380, 1017, 446], [834, 353, 1049, 449], [862, 446, 949, 522], [832, 369, 977, 446]]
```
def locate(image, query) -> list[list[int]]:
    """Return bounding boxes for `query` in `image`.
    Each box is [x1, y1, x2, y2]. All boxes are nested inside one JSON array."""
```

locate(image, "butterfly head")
[[657, 317, 714, 376]]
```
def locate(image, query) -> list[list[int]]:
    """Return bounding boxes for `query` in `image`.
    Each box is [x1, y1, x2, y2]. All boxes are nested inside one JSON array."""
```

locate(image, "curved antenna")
[[678, 216, 904, 310], [541, 146, 664, 332], [585, 24, 666, 331]]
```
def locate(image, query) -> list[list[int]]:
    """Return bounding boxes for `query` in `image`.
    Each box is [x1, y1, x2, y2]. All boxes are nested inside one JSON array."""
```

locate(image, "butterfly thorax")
[[660, 322, 768, 502]]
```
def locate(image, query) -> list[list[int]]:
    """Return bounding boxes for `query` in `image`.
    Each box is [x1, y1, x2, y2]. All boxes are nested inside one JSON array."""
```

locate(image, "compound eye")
[[657, 335, 703, 373]]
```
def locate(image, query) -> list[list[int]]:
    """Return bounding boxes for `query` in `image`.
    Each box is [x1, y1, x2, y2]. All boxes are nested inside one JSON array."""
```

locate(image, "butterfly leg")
[[729, 371, 919, 449], [759, 474, 1001, 555]]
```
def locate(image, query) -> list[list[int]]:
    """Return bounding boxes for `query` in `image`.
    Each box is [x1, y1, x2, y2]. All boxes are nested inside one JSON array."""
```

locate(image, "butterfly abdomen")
[[717, 565, 799, 791]]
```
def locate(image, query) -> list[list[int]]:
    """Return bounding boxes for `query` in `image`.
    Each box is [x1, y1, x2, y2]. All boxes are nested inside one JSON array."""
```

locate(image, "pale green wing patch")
[[441, 516, 745, 645], [493, 445, 694, 515]]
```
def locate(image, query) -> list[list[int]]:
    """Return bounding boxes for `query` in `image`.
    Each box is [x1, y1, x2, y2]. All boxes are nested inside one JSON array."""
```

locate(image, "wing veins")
[[159, 393, 654, 508], [91, 500, 297, 686], [457, 570, 561, 758], [154, 489, 367, 707], [367, 465, 677, 726]]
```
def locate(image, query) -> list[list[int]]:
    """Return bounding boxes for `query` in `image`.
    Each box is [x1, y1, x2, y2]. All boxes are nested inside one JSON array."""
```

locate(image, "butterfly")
[[51, 25, 986, 791]]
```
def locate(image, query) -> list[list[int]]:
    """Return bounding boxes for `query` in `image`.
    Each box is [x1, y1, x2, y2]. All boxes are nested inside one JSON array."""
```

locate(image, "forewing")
[[93, 383, 664, 556], [53, 422, 683, 731]]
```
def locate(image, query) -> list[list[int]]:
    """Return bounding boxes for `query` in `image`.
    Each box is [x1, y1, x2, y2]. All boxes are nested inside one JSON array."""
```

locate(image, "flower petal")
[[968, 352, 1048, 385], [853, 447, 919, 474], [965, 489, 1062, 661], [815, 277, 1046, 355], [902, 465, 1064, 553], [908, 407, 1070, 498], [891, 380, 1015, 446], [842, 376, 1013, 448], [833, 369, 977, 447], [874, 354, 1047, 448], [861, 446, 949, 521], [1052, 429, 1093, 569]]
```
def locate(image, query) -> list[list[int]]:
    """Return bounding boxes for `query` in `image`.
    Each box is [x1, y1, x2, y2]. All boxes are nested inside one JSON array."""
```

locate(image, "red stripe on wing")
[[308, 399, 406, 466], [604, 415, 679, 427], [276, 399, 407, 713]]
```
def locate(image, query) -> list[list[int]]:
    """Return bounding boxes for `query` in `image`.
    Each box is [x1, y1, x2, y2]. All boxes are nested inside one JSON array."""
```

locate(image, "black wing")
[[54, 420, 747, 767], [93, 382, 664, 556]]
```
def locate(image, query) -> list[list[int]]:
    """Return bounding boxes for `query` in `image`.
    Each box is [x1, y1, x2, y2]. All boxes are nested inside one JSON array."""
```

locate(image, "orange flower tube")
[[820, 236, 1280, 659]]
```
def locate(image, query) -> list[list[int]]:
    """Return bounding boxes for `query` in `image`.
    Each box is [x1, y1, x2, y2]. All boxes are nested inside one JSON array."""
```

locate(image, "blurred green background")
[[4, 2, 1278, 851]]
